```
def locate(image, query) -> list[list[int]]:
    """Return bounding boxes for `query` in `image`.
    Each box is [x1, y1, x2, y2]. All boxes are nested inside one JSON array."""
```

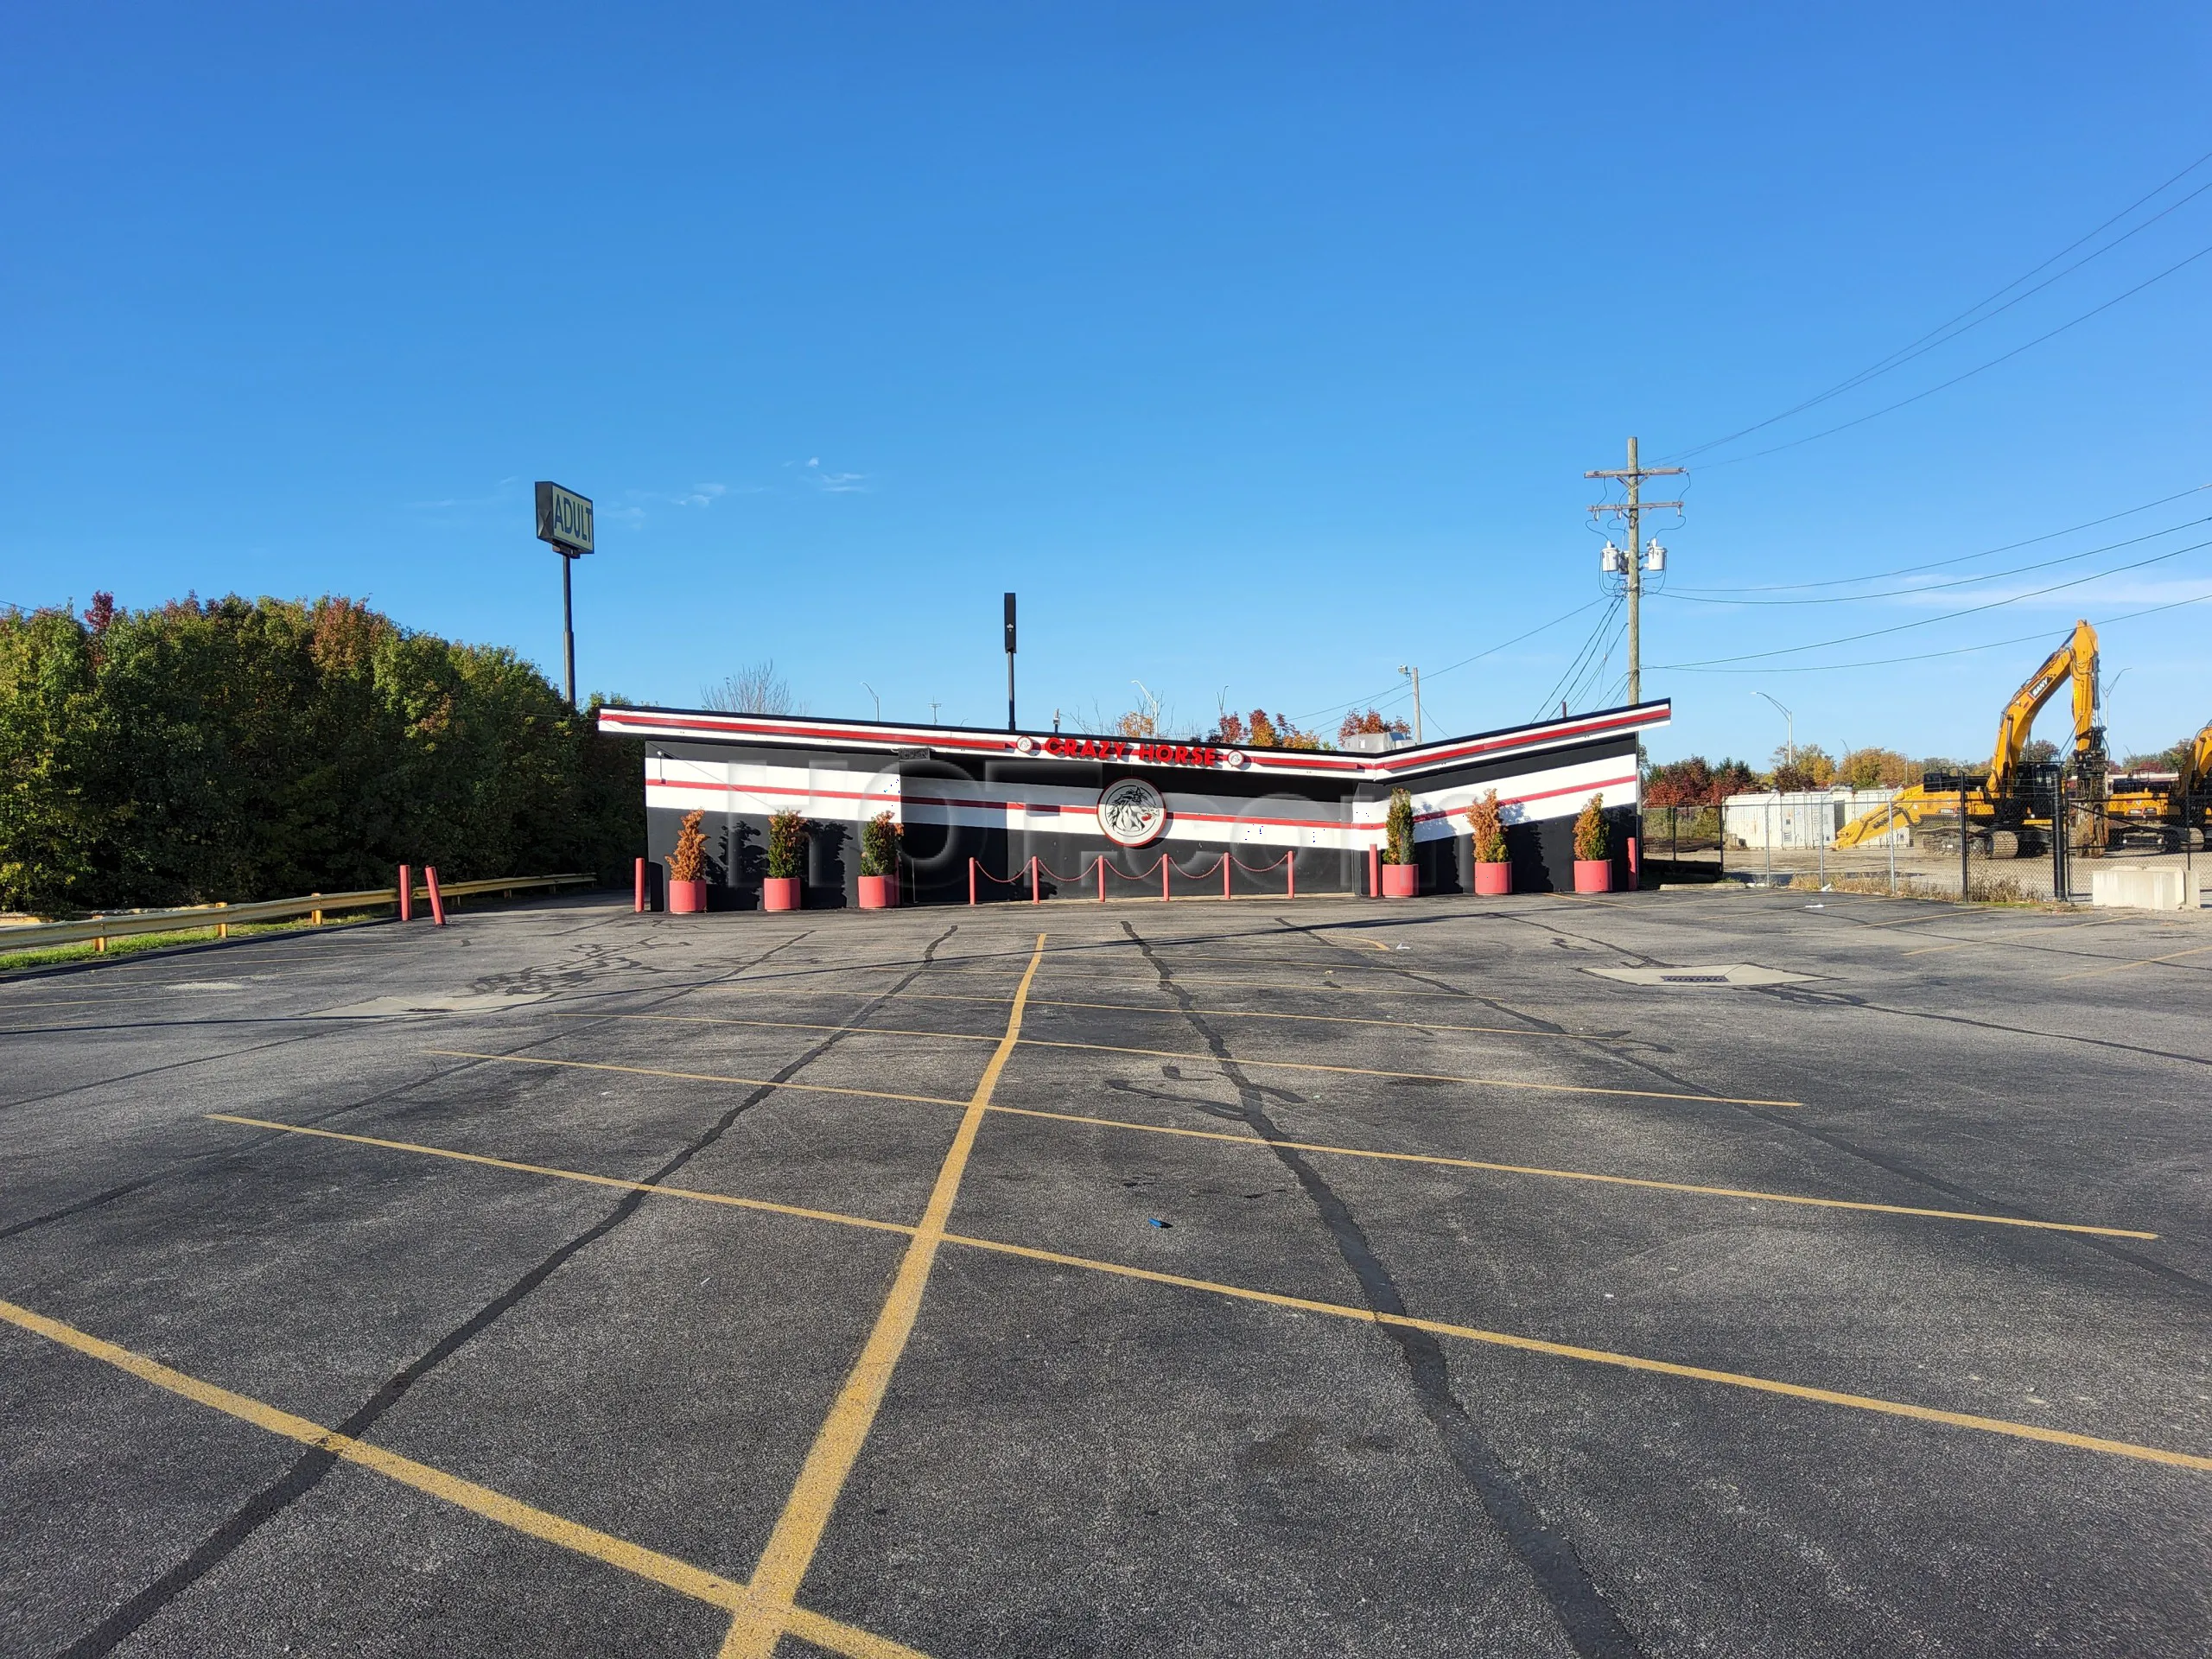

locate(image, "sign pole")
[[534, 481, 595, 715], [562, 552, 576, 710]]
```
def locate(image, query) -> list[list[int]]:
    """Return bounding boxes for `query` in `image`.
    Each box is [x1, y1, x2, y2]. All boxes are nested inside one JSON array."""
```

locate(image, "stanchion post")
[[1224, 853, 1232, 899], [969, 857, 978, 906], [425, 866, 448, 927], [1287, 849, 1295, 899], [1031, 855, 1040, 904], [398, 864, 412, 922], [633, 856, 647, 913], [1368, 845, 1379, 898], [1097, 856, 1105, 903], [1161, 856, 1170, 902]]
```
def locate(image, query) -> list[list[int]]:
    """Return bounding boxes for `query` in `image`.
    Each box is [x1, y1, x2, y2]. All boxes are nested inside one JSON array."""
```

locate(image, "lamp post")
[[2103, 667, 2131, 762], [1757, 691, 1795, 768], [862, 682, 881, 721], [1396, 664, 1424, 746]]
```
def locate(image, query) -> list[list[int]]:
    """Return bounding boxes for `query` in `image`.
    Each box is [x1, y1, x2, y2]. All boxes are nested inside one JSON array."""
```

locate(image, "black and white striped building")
[[599, 702, 1669, 907]]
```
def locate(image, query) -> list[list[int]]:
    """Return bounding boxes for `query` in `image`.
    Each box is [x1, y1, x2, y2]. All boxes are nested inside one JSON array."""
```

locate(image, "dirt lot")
[[3, 887, 2208, 1656]]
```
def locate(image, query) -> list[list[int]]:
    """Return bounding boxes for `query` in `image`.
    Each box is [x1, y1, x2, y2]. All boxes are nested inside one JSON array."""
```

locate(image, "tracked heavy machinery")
[[1834, 619, 2107, 858], [2106, 716, 2211, 851]]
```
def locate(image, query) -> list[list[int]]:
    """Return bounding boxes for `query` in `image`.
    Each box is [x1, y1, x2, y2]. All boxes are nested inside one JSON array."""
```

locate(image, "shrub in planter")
[[859, 810, 901, 910], [763, 809, 809, 911], [665, 809, 709, 913], [1465, 789, 1510, 896], [1573, 792, 1611, 893], [1381, 787, 1418, 897]]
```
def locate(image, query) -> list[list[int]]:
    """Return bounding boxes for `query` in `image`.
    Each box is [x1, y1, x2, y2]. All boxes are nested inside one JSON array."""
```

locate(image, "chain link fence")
[[1644, 779, 2205, 906]]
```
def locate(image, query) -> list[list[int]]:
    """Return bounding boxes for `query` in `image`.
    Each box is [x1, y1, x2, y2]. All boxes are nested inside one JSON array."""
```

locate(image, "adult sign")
[[535, 482, 594, 556]]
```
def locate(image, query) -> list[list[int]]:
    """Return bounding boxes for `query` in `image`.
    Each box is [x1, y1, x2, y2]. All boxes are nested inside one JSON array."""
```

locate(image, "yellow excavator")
[[2107, 717, 2211, 850], [1833, 619, 2105, 859]]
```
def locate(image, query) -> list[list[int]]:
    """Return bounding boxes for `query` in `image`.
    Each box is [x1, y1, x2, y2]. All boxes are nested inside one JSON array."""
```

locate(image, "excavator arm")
[[2182, 721, 2212, 797], [1986, 618, 2099, 796]]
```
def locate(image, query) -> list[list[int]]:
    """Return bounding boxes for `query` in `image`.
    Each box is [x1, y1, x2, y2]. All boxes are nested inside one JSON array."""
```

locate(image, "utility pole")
[[1586, 437, 1682, 707], [1003, 592, 1018, 732], [1397, 664, 1424, 745]]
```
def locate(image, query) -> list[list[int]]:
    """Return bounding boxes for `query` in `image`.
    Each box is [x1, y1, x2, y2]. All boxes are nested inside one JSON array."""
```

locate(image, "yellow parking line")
[[0, 1297, 930, 1659], [939, 1236, 2212, 1475], [979, 1105, 2156, 1239], [719, 932, 1048, 1659], [204, 1114, 919, 1238], [1013, 1037, 1802, 1109], [1903, 918, 2123, 956], [581, 992, 1612, 1044], [543, 1012, 1001, 1044], [2054, 943, 2212, 982], [196, 1112, 2199, 1480], [421, 1050, 969, 1109]]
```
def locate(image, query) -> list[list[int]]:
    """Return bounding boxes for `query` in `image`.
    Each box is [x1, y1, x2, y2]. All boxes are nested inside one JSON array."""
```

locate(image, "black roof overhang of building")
[[599, 700, 1670, 782]]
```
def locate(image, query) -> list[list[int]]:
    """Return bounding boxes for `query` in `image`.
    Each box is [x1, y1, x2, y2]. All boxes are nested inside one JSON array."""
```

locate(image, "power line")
[[1652, 589, 2212, 674], [1656, 512, 2212, 607], [1664, 146, 2212, 465], [1648, 535, 2212, 668], [1668, 482, 2209, 594], [1288, 597, 1604, 724], [1695, 235, 2212, 470], [1532, 594, 1624, 720]]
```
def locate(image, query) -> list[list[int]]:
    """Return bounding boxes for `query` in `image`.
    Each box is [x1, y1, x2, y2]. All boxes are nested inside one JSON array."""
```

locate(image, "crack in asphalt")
[[1119, 918, 1643, 1659], [54, 920, 961, 1656]]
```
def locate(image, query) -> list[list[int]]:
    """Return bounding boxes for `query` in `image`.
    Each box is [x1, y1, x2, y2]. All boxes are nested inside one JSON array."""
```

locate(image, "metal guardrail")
[[1, 874, 596, 953]]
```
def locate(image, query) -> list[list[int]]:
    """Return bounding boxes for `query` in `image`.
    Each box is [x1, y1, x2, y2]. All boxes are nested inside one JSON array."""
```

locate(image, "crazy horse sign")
[[598, 702, 1666, 908]]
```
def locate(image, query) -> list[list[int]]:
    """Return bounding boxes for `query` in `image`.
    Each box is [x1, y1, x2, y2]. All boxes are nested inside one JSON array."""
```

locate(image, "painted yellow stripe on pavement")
[[204, 1114, 918, 1238], [977, 1104, 2157, 1239], [719, 932, 1050, 1659], [198, 1109, 2195, 1479], [897, 989, 1612, 1041], [2055, 942, 2212, 982], [0, 1297, 931, 1659], [938, 1236, 2212, 1474], [422, 1049, 969, 1109], [543, 1011, 1001, 1045], [1012, 1037, 1803, 1109]]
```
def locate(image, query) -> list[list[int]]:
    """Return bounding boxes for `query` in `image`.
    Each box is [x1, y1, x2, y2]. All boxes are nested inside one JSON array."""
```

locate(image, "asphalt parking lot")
[[3, 886, 2209, 1657]]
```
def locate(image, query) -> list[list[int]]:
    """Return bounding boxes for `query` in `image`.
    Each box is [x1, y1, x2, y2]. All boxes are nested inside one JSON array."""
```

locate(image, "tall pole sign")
[[534, 482, 594, 709], [1003, 592, 1018, 732]]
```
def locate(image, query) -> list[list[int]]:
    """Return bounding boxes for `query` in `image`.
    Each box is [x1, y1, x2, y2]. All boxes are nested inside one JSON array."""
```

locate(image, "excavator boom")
[[1986, 619, 2099, 796]]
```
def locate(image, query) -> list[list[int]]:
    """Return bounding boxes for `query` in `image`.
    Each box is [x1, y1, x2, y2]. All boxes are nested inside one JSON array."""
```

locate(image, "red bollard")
[[397, 863, 413, 922], [1627, 836, 1639, 884], [1096, 857, 1106, 903], [1224, 854, 1232, 899], [634, 855, 648, 912], [1031, 855, 1040, 903], [1368, 846, 1380, 898], [1161, 857, 1170, 902], [968, 857, 977, 906], [1287, 850, 1295, 900], [425, 865, 448, 927]]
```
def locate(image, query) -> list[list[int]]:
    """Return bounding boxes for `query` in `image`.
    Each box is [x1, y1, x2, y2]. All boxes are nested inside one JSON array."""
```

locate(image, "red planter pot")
[[1573, 859, 1612, 894], [1380, 861, 1418, 899], [858, 874, 892, 910], [762, 876, 801, 912], [1473, 861, 1510, 897], [667, 878, 708, 914]]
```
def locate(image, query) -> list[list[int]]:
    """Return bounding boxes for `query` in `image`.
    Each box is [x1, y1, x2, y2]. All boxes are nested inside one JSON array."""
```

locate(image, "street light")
[[861, 682, 881, 721], [1756, 691, 1795, 767]]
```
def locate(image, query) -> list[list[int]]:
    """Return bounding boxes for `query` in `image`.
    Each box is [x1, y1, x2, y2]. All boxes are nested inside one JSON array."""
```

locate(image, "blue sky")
[[5, 3, 2209, 766]]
